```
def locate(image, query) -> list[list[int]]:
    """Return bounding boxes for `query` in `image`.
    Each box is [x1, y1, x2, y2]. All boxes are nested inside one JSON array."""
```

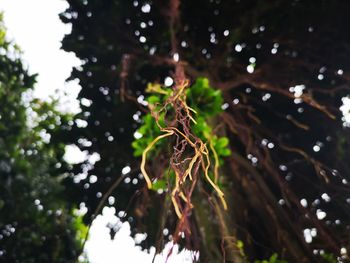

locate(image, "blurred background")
[[0, 0, 349, 262]]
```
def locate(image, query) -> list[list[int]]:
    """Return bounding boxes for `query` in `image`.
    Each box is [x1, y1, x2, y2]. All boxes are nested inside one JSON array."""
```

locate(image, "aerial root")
[[140, 79, 228, 221], [141, 130, 174, 188]]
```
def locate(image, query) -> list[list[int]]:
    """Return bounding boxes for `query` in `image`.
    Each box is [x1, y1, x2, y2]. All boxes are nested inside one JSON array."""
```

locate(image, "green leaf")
[[216, 137, 229, 148], [151, 179, 167, 191], [147, 95, 160, 104], [220, 148, 231, 157], [187, 77, 223, 116]]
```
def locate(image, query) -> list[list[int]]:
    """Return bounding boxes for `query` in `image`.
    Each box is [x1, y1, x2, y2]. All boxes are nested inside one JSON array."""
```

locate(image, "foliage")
[[0, 14, 83, 262], [321, 253, 338, 263], [132, 78, 230, 161], [254, 254, 287, 263]]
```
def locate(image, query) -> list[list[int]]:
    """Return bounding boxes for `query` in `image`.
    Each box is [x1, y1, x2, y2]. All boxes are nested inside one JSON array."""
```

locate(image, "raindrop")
[[141, 3, 151, 13], [235, 44, 242, 52], [267, 142, 275, 149], [149, 46, 156, 55], [317, 74, 324, 80], [124, 177, 131, 184], [319, 66, 327, 73], [246, 65, 254, 73], [164, 77, 174, 87], [300, 199, 308, 207], [108, 196, 115, 205], [321, 193, 331, 202], [316, 209, 326, 220], [163, 228, 169, 236], [249, 57, 256, 63], [89, 175, 98, 183], [310, 228, 317, 237], [134, 131, 142, 139], [303, 229, 312, 243], [139, 36, 146, 43], [262, 93, 271, 101], [221, 103, 229, 110], [122, 166, 131, 174], [173, 53, 179, 62], [313, 145, 320, 152], [279, 164, 287, 171]]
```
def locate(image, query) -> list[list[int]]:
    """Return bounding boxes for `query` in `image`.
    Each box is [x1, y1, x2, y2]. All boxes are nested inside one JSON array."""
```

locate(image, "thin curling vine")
[[132, 78, 231, 235]]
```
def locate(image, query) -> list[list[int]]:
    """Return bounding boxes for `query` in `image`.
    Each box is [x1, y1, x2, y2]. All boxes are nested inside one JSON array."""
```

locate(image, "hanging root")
[[141, 130, 174, 188], [209, 139, 220, 183]]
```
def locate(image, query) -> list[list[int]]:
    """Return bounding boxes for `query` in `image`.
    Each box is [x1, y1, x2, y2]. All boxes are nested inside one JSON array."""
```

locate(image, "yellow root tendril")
[[202, 143, 228, 210], [172, 174, 183, 219], [183, 149, 201, 181], [209, 139, 220, 183], [141, 131, 174, 188]]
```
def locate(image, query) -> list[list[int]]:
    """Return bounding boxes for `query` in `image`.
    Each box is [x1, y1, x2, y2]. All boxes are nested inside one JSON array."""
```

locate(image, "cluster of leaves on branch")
[[132, 77, 230, 170], [132, 77, 231, 242], [0, 14, 84, 262]]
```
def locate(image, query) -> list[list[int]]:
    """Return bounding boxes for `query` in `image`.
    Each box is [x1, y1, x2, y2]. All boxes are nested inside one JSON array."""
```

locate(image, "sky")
[[0, 0, 192, 262], [0, 0, 81, 113]]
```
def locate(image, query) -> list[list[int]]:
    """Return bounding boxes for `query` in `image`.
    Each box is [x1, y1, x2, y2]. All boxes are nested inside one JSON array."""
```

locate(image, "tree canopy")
[[0, 14, 84, 263], [59, 0, 350, 262]]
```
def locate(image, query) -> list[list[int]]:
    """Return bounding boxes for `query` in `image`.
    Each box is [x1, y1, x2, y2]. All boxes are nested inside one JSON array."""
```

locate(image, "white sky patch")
[[0, 0, 81, 113], [64, 145, 88, 164], [340, 97, 350, 126], [85, 207, 196, 263]]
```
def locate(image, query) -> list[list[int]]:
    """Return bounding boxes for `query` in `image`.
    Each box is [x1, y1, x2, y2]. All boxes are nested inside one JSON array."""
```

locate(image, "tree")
[[0, 14, 84, 262], [60, 1, 350, 262]]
